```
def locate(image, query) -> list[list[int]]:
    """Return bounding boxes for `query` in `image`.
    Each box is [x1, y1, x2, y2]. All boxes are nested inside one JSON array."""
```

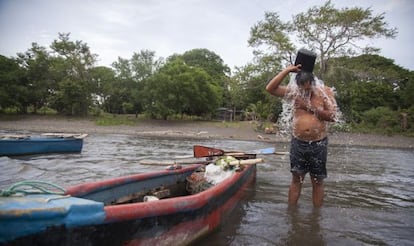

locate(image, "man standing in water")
[[265, 64, 337, 207]]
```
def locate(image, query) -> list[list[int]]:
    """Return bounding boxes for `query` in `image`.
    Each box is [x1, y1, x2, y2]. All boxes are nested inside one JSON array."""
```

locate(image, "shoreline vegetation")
[[0, 114, 413, 149]]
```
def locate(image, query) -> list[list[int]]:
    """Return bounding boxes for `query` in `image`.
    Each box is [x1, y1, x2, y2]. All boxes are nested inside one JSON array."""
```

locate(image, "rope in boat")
[[0, 180, 66, 197]]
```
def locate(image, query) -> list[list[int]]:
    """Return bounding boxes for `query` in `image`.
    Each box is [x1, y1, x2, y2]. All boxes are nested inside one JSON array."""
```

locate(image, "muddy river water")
[[0, 133, 413, 245]]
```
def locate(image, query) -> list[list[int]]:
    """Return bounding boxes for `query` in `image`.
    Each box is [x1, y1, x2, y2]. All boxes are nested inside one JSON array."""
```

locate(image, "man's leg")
[[311, 177, 324, 207], [288, 173, 304, 206]]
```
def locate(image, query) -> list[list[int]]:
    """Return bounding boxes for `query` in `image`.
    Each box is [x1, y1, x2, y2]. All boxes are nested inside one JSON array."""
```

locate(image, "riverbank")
[[1, 115, 413, 149]]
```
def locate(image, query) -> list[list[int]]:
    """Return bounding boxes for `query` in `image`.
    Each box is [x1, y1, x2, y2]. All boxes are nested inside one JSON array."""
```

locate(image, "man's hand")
[[294, 97, 311, 111], [287, 64, 302, 73], [294, 97, 321, 119]]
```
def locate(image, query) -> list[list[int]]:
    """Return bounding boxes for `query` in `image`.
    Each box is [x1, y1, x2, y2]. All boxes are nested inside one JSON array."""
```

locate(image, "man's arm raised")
[[266, 64, 301, 97]]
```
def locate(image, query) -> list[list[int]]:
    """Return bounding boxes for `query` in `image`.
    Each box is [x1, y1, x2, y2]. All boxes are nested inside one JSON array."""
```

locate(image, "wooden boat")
[[0, 155, 262, 245], [0, 133, 87, 156]]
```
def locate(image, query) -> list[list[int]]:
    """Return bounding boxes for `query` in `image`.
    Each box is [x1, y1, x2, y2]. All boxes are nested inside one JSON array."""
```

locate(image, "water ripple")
[[1, 132, 413, 245]]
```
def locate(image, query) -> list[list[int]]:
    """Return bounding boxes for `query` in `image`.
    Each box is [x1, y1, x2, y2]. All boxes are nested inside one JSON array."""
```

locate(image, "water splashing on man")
[[265, 60, 337, 207]]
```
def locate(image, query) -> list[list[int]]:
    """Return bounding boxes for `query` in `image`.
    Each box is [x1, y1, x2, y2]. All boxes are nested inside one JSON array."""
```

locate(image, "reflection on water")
[[0, 132, 413, 245], [283, 207, 325, 246]]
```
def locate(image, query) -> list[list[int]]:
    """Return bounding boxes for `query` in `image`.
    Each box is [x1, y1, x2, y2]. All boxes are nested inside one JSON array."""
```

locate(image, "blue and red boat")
[[0, 155, 262, 245], [0, 133, 87, 156]]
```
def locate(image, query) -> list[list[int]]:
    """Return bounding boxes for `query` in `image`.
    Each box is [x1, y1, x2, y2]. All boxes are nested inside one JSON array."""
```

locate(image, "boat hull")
[[0, 163, 256, 245], [0, 137, 84, 156]]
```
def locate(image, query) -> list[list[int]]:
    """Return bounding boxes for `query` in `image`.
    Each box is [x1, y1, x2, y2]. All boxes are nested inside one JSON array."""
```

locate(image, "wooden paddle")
[[139, 157, 264, 166], [139, 157, 214, 166], [193, 145, 288, 158], [228, 158, 264, 166]]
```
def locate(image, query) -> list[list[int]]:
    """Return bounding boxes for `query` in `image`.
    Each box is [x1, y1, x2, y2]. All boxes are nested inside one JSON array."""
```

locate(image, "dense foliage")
[[324, 55, 413, 134], [0, 1, 412, 135]]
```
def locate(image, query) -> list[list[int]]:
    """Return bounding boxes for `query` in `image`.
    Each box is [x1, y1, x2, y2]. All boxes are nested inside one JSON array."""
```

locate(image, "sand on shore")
[[1, 115, 413, 149]]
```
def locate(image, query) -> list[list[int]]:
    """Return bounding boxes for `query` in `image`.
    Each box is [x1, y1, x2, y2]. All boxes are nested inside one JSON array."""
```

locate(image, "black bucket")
[[294, 49, 317, 72]]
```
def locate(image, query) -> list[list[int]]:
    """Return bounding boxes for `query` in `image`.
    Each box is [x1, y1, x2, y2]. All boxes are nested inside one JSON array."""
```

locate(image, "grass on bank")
[[1, 111, 413, 137], [94, 113, 249, 129]]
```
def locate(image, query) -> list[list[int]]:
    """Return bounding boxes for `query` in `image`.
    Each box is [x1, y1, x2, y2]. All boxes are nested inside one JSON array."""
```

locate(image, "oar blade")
[[249, 147, 275, 155], [193, 145, 225, 158]]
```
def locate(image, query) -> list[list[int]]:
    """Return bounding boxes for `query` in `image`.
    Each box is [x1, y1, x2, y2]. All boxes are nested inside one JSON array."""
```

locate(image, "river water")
[[0, 133, 413, 245]]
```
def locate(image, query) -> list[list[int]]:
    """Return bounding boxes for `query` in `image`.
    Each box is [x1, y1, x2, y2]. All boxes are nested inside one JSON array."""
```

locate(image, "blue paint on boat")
[[0, 159, 258, 245], [0, 136, 84, 156], [0, 194, 105, 243]]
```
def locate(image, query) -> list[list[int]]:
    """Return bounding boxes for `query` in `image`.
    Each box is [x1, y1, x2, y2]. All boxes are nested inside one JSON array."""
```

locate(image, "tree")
[[110, 50, 163, 115], [129, 50, 163, 114], [324, 54, 413, 123], [50, 78, 85, 115], [230, 56, 283, 121], [0, 55, 26, 112], [49, 33, 97, 115], [88, 66, 116, 111], [142, 59, 220, 119], [248, 12, 296, 65], [249, 0, 397, 78], [179, 49, 229, 106], [130, 50, 163, 82], [180, 48, 230, 81], [16, 43, 53, 113]]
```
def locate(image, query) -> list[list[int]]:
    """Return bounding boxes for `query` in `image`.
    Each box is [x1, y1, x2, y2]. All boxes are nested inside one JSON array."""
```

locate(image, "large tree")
[[49, 33, 97, 115], [324, 54, 414, 122], [130, 50, 163, 82], [16, 43, 53, 113], [142, 58, 220, 119], [179, 49, 229, 105], [180, 48, 230, 82], [249, 0, 397, 78], [0, 55, 27, 112], [110, 50, 163, 114], [88, 66, 116, 111]]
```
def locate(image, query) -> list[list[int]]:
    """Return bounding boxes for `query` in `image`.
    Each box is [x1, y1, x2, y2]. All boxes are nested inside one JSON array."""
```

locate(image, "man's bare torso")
[[292, 87, 333, 141]]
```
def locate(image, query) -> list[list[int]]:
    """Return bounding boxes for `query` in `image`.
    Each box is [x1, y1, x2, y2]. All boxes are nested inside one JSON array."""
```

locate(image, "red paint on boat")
[[65, 165, 200, 197], [118, 164, 256, 245]]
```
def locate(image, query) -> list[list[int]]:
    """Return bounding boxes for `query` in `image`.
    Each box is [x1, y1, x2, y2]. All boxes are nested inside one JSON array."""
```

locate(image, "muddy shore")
[[1, 115, 413, 149]]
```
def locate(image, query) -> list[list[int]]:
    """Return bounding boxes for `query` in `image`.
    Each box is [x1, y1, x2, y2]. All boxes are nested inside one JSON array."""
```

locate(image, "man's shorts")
[[290, 137, 328, 180]]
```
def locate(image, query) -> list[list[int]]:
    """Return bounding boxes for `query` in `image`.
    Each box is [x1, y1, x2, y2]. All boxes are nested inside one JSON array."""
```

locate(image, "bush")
[[358, 107, 401, 134]]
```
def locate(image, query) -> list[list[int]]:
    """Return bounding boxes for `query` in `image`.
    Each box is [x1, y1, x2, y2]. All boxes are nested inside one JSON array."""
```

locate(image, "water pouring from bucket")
[[276, 49, 343, 136]]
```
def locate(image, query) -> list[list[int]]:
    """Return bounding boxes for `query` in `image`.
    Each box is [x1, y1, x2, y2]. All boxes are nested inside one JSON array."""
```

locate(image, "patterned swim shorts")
[[290, 137, 328, 179]]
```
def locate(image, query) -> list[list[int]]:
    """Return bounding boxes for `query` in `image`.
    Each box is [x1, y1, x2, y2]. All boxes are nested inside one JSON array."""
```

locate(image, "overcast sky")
[[1, 0, 413, 71]]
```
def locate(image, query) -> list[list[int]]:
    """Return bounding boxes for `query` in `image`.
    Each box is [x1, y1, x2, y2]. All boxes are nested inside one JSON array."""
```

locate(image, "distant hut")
[[215, 107, 233, 121]]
